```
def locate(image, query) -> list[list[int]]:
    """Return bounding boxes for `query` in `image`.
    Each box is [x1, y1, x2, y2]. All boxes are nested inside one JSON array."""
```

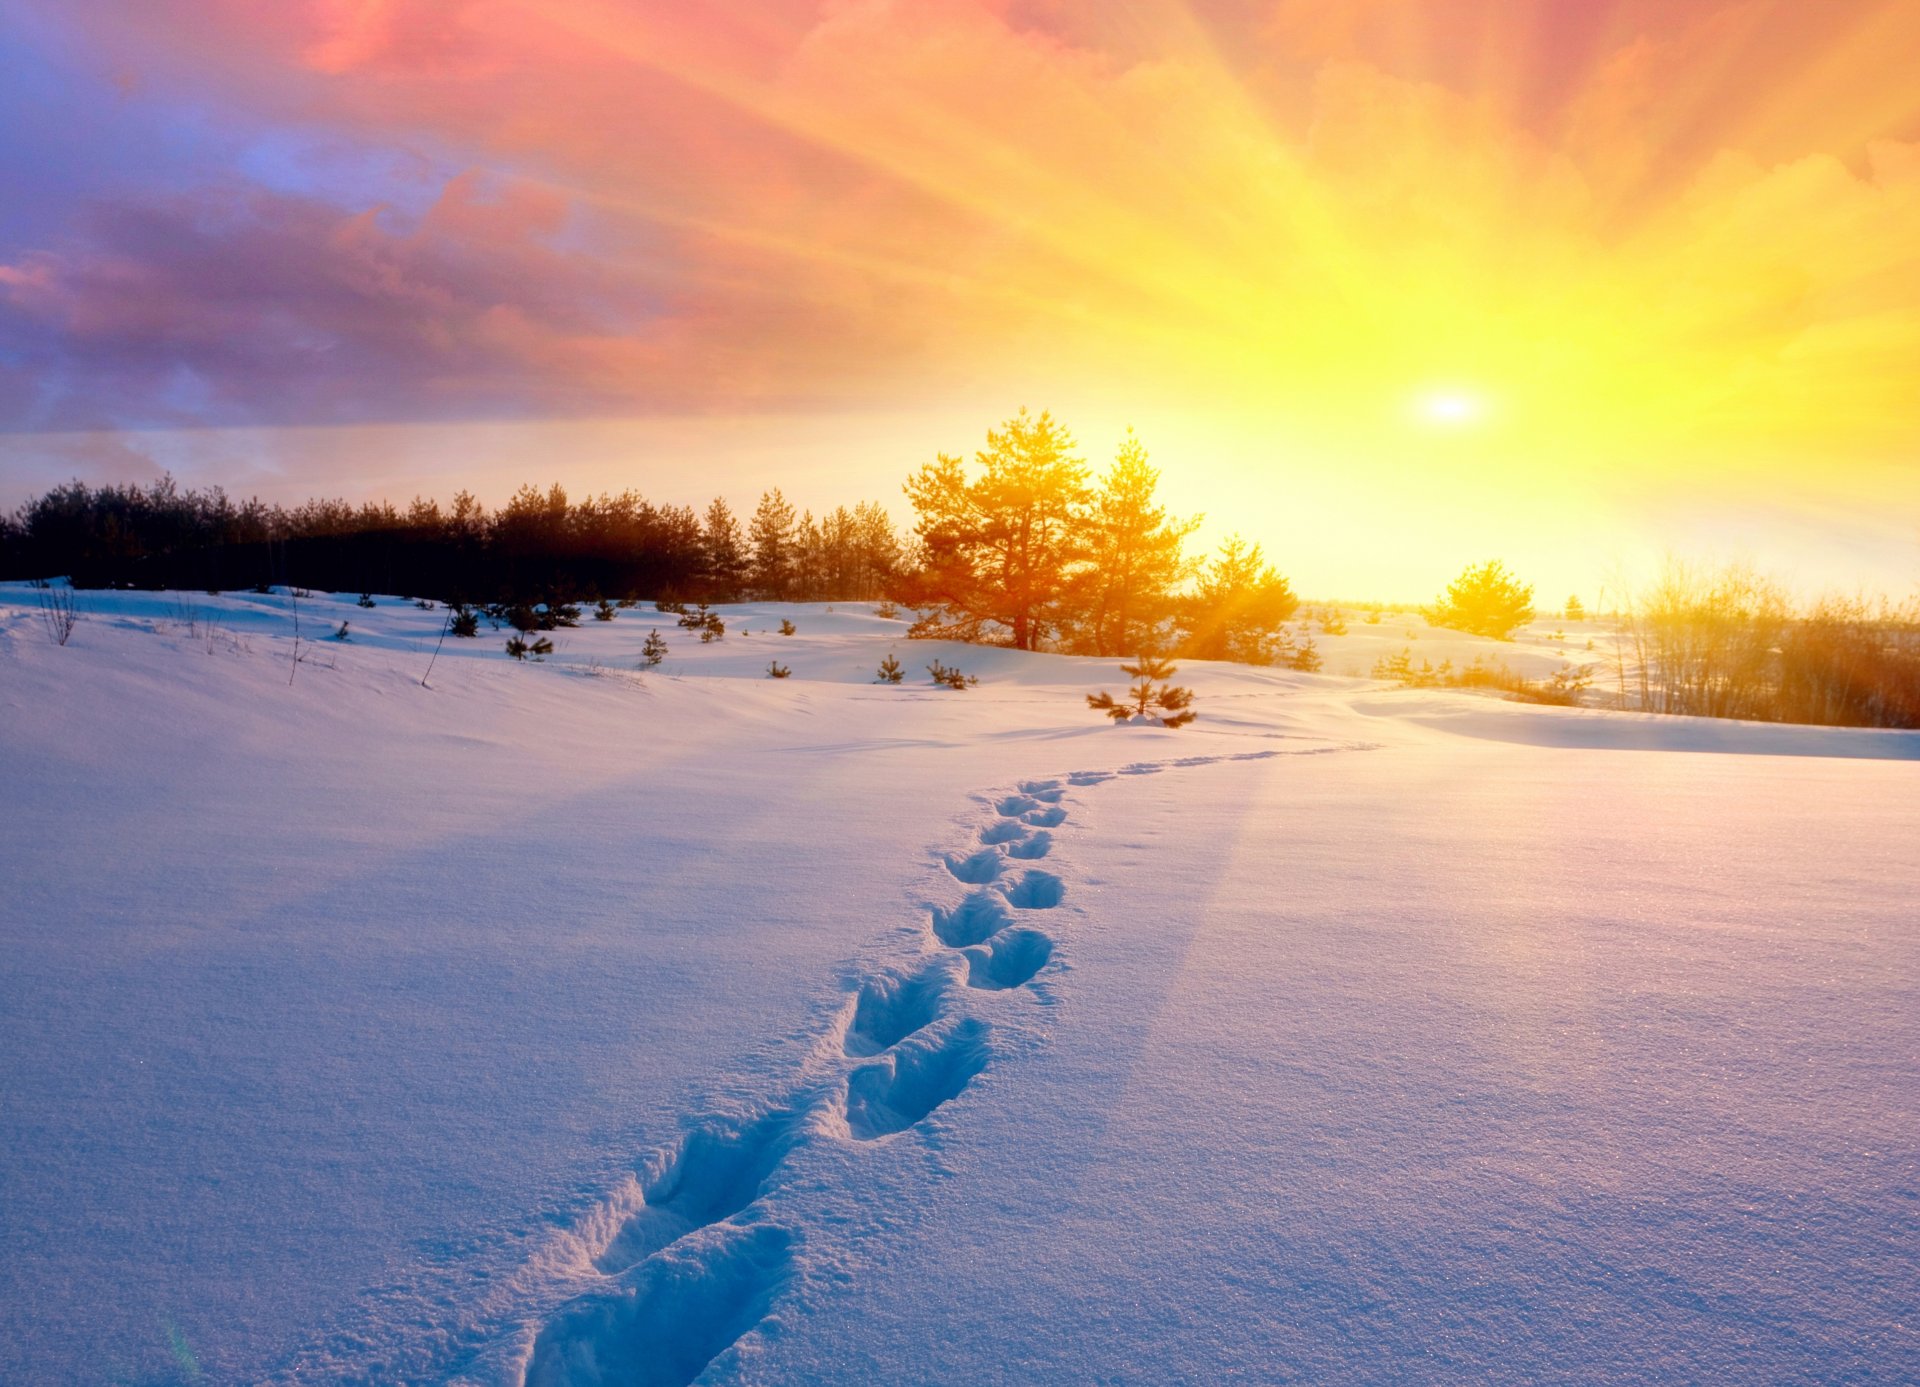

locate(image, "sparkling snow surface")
[[1, 587, 1915, 1385]]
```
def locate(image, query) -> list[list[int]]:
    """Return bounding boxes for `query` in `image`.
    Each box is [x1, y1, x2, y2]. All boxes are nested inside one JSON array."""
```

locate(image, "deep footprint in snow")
[[844, 961, 953, 1058], [979, 820, 1028, 847], [1022, 806, 1066, 828], [930, 891, 1015, 948], [963, 928, 1053, 991], [844, 1019, 991, 1141], [1002, 870, 1065, 910], [995, 794, 1040, 817], [527, 1223, 795, 1387], [594, 1110, 801, 1274], [1003, 830, 1052, 860], [1067, 771, 1111, 786], [943, 848, 1003, 885]]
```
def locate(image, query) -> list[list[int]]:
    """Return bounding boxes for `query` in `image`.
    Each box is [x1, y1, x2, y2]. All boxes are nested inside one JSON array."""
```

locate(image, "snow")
[[1, 584, 1915, 1385]]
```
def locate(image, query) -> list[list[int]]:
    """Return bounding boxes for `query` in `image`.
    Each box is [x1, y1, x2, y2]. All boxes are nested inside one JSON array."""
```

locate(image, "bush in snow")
[[594, 599, 617, 622], [641, 630, 668, 666], [357, 593, 376, 608], [506, 634, 554, 661], [449, 606, 479, 638], [767, 661, 791, 678], [1087, 654, 1195, 727], [874, 601, 900, 620], [1290, 636, 1323, 672], [1425, 560, 1535, 640], [926, 659, 978, 689], [332, 620, 352, 642], [876, 652, 904, 684], [35, 584, 79, 646], [779, 618, 796, 636], [1566, 595, 1586, 621]]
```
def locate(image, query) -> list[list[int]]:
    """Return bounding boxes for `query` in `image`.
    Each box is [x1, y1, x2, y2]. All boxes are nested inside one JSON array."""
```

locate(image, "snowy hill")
[[2, 585, 1916, 1385]]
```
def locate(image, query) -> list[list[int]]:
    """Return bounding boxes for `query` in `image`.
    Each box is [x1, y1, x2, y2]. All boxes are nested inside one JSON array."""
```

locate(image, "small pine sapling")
[[449, 605, 479, 638], [1290, 636, 1323, 672], [1087, 654, 1197, 728], [874, 601, 900, 620], [332, 620, 352, 641], [506, 634, 529, 660], [876, 652, 904, 684], [767, 661, 791, 678], [677, 603, 713, 629], [700, 615, 725, 643], [641, 630, 668, 666], [926, 659, 977, 689], [416, 598, 436, 611], [357, 593, 376, 608], [778, 618, 796, 636], [594, 599, 617, 621], [549, 602, 582, 627]]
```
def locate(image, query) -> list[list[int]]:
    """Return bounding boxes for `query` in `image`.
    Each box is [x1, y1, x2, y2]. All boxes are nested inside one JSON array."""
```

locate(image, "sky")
[[1, 0, 1917, 602]]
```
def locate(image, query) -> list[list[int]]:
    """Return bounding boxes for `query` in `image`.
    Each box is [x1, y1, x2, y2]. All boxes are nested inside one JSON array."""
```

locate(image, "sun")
[[1415, 390, 1486, 428]]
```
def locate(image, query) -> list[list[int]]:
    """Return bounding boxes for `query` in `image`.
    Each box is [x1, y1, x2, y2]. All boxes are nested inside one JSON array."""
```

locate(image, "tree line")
[[0, 477, 902, 605]]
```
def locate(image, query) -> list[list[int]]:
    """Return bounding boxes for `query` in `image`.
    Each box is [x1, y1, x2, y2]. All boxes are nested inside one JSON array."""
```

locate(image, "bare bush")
[[37, 583, 79, 646]]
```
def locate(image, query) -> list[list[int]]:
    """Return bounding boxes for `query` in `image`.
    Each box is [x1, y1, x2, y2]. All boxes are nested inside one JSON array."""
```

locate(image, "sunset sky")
[[2, 1, 1917, 600]]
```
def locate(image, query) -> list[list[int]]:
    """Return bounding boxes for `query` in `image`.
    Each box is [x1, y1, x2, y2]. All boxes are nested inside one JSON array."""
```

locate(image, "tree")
[[1070, 430, 1199, 656], [876, 652, 904, 684], [1088, 655, 1196, 728], [749, 489, 797, 598], [702, 498, 748, 599], [1427, 560, 1536, 640], [641, 629, 668, 666], [1180, 537, 1298, 663], [1566, 594, 1586, 621], [900, 409, 1090, 650]]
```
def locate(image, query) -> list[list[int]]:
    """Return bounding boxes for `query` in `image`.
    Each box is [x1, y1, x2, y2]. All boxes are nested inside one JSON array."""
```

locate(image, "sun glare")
[[1416, 391, 1485, 428]]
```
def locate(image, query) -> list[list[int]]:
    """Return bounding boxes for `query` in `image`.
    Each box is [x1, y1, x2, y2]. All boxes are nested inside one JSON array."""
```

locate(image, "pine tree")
[[702, 497, 748, 599], [1566, 594, 1586, 621], [1180, 537, 1299, 663], [926, 659, 978, 689], [594, 598, 617, 621], [899, 409, 1090, 650], [748, 488, 797, 599], [778, 618, 796, 636], [876, 652, 904, 684], [449, 605, 479, 637], [641, 629, 668, 666], [1087, 654, 1196, 727], [767, 660, 791, 678], [1290, 636, 1323, 672], [1426, 560, 1535, 640], [1071, 430, 1199, 656]]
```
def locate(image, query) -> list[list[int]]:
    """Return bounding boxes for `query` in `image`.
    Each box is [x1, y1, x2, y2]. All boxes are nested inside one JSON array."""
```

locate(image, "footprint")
[[595, 1110, 800, 1274], [1002, 870, 1064, 910], [995, 795, 1040, 817], [943, 848, 1003, 885], [1066, 771, 1111, 786], [929, 892, 1014, 948], [844, 961, 951, 1058], [1120, 762, 1163, 776], [1023, 786, 1065, 803], [978, 821, 1027, 847], [844, 1019, 990, 1141], [1022, 806, 1066, 828], [1003, 830, 1052, 861], [1017, 779, 1061, 795], [963, 928, 1053, 991], [527, 1223, 795, 1387]]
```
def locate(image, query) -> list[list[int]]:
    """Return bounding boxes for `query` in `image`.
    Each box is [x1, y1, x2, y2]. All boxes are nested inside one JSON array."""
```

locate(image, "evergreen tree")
[[749, 488, 798, 598], [641, 629, 668, 666], [702, 497, 748, 599], [767, 660, 791, 678], [900, 409, 1090, 650], [1426, 560, 1536, 640], [1180, 537, 1299, 663], [876, 652, 904, 684], [593, 598, 617, 621], [1088, 655, 1196, 727], [1071, 430, 1199, 656]]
